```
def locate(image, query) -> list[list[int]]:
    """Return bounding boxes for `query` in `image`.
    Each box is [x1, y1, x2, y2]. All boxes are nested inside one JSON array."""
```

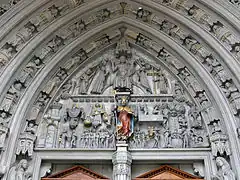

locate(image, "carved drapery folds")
[[212, 157, 236, 180], [7, 159, 32, 180]]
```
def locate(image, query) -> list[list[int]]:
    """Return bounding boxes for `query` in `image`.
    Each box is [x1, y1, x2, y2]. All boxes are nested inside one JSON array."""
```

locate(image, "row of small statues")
[[129, 127, 208, 149], [79, 129, 115, 149]]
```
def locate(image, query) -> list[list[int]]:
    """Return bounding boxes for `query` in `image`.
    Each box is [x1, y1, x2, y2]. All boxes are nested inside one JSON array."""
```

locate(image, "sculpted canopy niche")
[[0, 0, 240, 180]]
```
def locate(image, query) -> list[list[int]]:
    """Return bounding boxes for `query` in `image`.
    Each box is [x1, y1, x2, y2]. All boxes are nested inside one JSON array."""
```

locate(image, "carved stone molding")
[[1, 1, 240, 179]]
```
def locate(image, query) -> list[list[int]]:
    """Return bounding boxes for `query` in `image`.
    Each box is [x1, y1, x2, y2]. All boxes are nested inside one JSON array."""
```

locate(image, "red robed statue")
[[116, 106, 134, 140]]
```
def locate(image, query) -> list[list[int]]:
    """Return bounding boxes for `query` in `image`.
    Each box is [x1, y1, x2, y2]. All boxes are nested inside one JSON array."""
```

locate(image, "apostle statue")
[[8, 159, 32, 180], [212, 157, 235, 180]]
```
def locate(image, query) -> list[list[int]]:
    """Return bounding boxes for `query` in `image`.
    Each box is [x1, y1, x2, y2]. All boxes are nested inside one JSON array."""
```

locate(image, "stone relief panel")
[[36, 101, 116, 149], [61, 45, 174, 95], [33, 35, 215, 150], [129, 99, 210, 149], [3, 25, 232, 179], [35, 89, 211, 150], [0, 0, 237, 155]]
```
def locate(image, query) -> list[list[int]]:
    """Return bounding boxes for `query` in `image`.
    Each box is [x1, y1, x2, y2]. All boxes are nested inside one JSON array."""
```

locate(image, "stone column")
[[112, 142, 132, 180]]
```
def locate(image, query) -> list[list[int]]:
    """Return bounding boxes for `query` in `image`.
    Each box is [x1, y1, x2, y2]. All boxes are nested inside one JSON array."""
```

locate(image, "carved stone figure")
[[170, 129, 183, 148], [37, 91, 50, 109], [195, 91, 209, 107], [211, 59, 231, 86], [30, 4, 68, 27], [0, 124, 8, 149], [0, 92, 18, 114], [17, 56, 43, 86], [162, 0, 187, 11], [134, 63, 152, 94], [222, 81, 240, 115], [187, 5, 211, 29], [16, 121, 37, 157], [130, 128, 146, 148], [160, 20, 174, 34], [230, 42, 240, 60], [136, 7, 152, 22], [210, 132, 231, 157], [0, 110, 10, 126], [211, 120, 222, 135], [39, 35, 64, 59], [189, 107, 203, 128], [0, 43, 17, 69], [8, 81, 24, 96], [59, 105, 83, 148], [90, 104, 106, 128], [183, 36, 211, 60], [69, 19, 86, 37], [212, 157, 235, 180], [91, 62, 108, 94], [71, 129, 77, 148], [59, 117, 71, 148], [182, 128, 191, 148], [43, 68, 67, 95], [178, 67, 202, 94], [95, 8, 111, 22], [59, 80, 74, 99], [77, 69, 95, 94], [8, 159, 32, 180], [45, 121, 57, 148], [153, 70, 169, 94], [210, 21, 236, 48], [153, 129, 161, 148], [79, 128, 114, 149], [169, 25, 187, 42], [113, 55, 135, 92], [12, 22, 38, 49], [163, 129, 170, 147]]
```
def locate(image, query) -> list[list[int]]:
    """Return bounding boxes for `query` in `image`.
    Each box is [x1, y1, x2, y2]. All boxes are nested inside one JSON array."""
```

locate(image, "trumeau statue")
[[114, 93, 136, 141]]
